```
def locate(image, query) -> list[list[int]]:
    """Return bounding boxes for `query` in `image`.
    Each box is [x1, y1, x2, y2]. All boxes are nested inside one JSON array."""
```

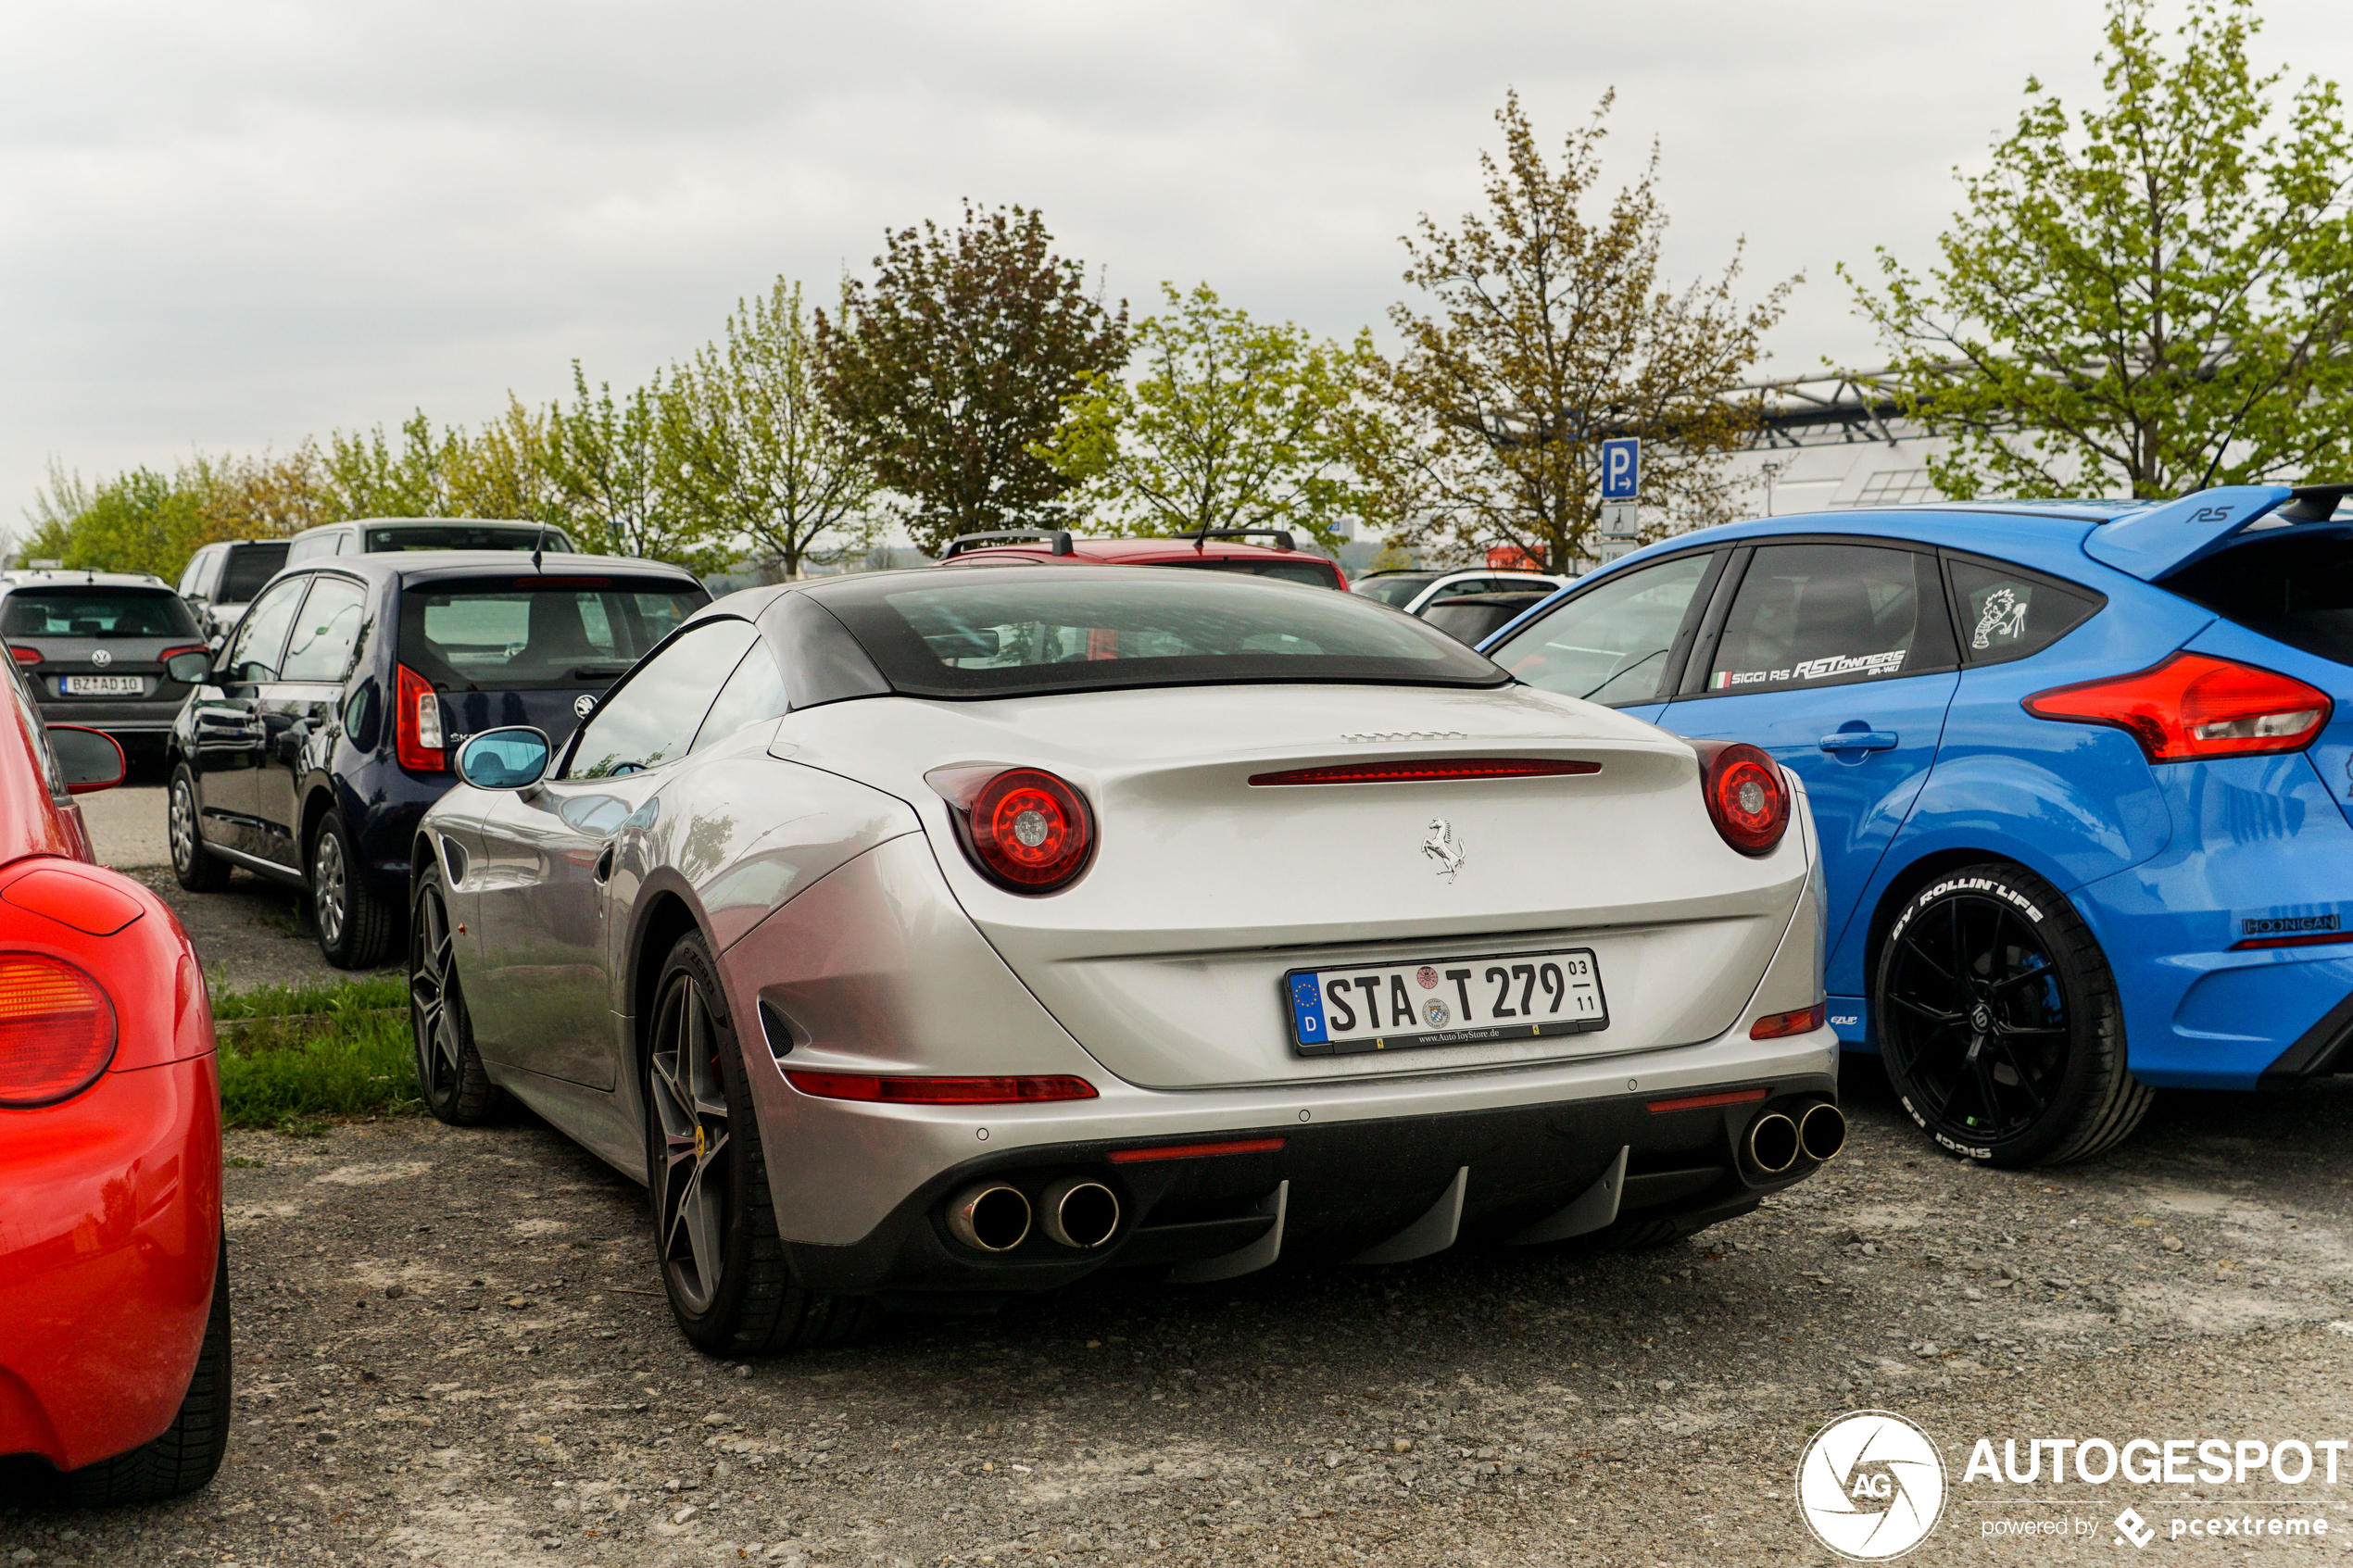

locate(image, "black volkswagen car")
[[166, 552, 709, 967]]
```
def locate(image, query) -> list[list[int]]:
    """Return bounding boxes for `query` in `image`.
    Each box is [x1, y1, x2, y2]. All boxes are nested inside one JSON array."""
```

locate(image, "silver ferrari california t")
[[410, 566, 1843, 1354]]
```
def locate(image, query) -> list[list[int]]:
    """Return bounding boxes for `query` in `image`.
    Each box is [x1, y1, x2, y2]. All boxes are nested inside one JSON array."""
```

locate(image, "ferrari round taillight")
[[1697, 741, 1790, 857], [963, 769, 1094, 892], [0, 954, 118, 1108]]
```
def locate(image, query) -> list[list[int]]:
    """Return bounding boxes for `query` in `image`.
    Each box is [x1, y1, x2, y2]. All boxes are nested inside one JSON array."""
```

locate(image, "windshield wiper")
[[1578, 647, 1666, 701]]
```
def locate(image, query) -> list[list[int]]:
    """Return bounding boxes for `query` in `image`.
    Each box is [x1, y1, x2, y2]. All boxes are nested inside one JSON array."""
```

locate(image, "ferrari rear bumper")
[[781, 1059, 1838, 1305]]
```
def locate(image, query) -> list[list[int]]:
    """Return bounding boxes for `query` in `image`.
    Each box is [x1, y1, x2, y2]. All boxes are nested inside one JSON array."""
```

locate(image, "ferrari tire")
[[311, 809, 396, 970], [58, 1234, 232, 1504], [167, 764, 233, 893], [1875, 859, 2152, 1167], [642, 932, 879, 1357], [409, 865, 503, 1125]]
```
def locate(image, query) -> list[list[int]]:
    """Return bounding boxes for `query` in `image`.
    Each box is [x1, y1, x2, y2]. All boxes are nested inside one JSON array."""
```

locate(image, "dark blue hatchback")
[[165, 553, 709, 967], [1481, 484, 2353, 1167]]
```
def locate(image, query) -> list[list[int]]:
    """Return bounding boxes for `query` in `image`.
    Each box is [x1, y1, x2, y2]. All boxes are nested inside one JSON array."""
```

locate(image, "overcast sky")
[[6, 0, 2349, 531]]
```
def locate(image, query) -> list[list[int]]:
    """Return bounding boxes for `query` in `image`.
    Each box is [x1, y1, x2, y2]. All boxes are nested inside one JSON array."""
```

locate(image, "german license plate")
[[1285, 948, 1607, 1056], [61, 675, 142, 696]]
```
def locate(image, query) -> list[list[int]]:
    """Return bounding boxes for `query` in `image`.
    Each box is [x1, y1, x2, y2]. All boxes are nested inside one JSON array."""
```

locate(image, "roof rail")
[[2279, 483, 2353, 523], [1189, 527, 1296, 552], [941, 528, 1076, 558]]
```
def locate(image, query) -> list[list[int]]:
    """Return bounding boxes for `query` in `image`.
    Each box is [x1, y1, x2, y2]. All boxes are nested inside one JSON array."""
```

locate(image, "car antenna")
[[531, 519, 547, 572]]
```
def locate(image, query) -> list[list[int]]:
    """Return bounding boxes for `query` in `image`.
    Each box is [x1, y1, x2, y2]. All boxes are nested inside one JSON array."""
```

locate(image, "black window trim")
[[1935, 547, 2110, 667], [1674, 532, 1964, 704], [222, 570, 316, 687]]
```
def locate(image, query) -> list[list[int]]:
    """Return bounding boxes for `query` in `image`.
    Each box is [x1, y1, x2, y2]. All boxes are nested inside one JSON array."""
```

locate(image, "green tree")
[[537, 366, 718, 566], [1847, 0, 2353, 499], [1367, 92, 1792, 572], [817, 203, 1127, 555], [1038, 282, 1383, 552], [322, 411, 463, 518], [19, 447, 331, 580], [665, 281, 873, 577]]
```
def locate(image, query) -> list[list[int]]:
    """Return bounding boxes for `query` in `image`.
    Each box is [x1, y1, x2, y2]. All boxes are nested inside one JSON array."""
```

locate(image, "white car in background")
[[1353, 567, 1570, 616]]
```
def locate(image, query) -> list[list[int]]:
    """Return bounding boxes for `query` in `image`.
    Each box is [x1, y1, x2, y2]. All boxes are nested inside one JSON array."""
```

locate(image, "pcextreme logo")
[[1797, 1410, 1949, 1560]]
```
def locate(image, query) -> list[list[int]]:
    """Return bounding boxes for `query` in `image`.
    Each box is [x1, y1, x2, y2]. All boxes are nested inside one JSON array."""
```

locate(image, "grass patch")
[[210, 974, 406, 1021], [216, 980, 420, 1130]]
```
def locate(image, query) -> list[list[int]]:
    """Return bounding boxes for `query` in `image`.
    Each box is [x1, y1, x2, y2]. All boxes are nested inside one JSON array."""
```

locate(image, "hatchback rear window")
[[2, 590, 200, 639], [220, 543, 289, 601], [812, 570, 1504, 698], [367, 525, 573, 553], [398, 578, 709, 691], [2163, 534, 2353, 666], [1353, 574, 1437, 608]]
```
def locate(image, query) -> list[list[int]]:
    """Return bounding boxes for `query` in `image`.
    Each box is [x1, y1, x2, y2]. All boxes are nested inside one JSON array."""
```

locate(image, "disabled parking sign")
[[1600, 437, 1640, 501]]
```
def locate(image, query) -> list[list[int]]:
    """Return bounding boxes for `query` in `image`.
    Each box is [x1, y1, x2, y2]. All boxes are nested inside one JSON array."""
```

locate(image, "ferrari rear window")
[[398, 578, 709, 691], [811, 570, 1504, 698], [1, 590, 200, 639]]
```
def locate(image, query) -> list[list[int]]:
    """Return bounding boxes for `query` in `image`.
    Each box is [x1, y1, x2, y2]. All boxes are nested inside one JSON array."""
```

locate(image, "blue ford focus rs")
[[1480, 483, 2353, 1166]]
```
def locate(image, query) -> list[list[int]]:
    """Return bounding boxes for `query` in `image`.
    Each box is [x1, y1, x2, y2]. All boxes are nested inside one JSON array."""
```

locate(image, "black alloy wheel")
[[167, 763, 232, 892], [1875, 859, 2151, 1167], [409, 865, 502, 1125], [641, 932, 877, 1356]]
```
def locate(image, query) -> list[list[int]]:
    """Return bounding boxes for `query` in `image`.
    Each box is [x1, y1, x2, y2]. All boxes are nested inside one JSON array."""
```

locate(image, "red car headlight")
[[0, 954, 118, 1108]]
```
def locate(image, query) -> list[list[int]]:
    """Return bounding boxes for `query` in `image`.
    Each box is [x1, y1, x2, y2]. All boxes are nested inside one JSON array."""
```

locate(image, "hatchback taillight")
[[1693, 740, 1791, 856], [8, 646, 40, 666], [2024, 653, 2331, 762], [0, 954, 118, 1108], [395, 664, 446, 773], [949, 768, 1096, 893]]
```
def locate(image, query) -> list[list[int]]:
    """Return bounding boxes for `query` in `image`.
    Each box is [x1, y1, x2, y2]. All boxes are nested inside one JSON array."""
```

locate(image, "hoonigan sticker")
[[1712, 649, 1907, 689]]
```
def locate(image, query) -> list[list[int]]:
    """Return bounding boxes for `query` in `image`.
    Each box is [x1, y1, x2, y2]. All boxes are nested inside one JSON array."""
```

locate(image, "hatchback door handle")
[[593, 843, 615, 884], [1819, 730, 1898, 753]]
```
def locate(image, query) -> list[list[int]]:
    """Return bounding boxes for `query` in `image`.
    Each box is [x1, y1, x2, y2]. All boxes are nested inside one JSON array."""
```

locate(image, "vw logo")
[[573, 694, 597, 719], [89, 649, 112, 668], [1795, 1410, 1947, 1560]]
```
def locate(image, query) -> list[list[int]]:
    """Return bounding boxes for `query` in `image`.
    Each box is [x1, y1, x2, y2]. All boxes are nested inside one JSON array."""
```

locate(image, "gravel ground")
[[6, 1068, 2353, 1565]]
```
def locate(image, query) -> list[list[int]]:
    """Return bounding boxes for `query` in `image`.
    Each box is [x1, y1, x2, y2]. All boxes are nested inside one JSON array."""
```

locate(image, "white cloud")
[[5, 0, 2349, 523]]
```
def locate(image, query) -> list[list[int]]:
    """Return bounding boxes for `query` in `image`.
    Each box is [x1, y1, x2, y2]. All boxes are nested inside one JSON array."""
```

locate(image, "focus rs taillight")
[[1693, 740, 1790, 857], [2024, 653, 2331, 762], [0, 954, 118, 1108], [936, 767, 1096, 894]]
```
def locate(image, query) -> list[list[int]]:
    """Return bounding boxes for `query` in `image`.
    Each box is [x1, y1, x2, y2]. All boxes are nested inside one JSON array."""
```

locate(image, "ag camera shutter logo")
[[1796, 1410, 1948, 1560]]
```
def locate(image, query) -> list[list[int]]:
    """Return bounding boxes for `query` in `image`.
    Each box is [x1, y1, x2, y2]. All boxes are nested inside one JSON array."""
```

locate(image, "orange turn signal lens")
[[1749, 1003, 1827, 1040]]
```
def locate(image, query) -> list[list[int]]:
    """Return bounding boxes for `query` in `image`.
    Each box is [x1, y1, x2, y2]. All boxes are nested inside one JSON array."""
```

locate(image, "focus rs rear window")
[[810, 570, 1505, 698]]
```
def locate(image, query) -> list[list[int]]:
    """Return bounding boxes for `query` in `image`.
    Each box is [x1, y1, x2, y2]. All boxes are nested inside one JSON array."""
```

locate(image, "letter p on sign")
[[1601, 438, 1640, 501]]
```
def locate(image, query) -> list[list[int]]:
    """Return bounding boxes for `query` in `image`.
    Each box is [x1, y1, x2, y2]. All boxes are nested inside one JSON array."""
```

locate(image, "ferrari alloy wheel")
[[409, 866, 502, 1125], [168, 764, 231, 892], [642, 933, 878, 1356], [1875, 859, 2151, 1167], [311, 809, 396, 969]]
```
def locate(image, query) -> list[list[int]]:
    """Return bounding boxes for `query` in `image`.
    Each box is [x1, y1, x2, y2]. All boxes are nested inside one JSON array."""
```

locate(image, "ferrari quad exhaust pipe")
[[1799, 1102, 1847, 1164], [947, 1183, 1033, 1252], [1040, 1178, 1121, 1249], [1744, 1111, 1800, 1175]]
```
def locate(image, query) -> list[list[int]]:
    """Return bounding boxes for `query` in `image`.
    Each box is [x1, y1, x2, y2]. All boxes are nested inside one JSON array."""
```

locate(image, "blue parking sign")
[[1600, 438, 1640, 500]]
